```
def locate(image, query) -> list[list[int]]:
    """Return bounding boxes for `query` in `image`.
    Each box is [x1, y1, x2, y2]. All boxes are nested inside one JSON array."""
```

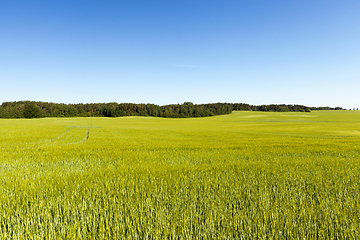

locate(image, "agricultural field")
[[0, 110, 359, 239]]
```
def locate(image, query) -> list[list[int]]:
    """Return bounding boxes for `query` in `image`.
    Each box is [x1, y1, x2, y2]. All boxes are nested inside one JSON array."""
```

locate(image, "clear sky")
[[1, 0, 359, 109]]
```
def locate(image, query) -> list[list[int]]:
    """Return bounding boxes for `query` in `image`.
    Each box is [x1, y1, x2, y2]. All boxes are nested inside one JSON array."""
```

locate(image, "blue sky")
[[1, 0, 359, 108]]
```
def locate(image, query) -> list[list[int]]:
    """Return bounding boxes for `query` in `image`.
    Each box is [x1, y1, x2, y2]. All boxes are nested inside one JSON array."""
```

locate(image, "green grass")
[[0, 111, 359, 239]]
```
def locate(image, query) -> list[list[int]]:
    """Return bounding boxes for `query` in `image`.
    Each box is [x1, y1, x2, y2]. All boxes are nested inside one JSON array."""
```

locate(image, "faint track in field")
[[46, 125, 99, 144], [48, 126, 76, 141], [85, 127, 90, 141]]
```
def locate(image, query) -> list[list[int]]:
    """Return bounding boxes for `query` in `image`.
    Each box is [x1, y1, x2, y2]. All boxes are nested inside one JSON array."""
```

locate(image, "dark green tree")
[[23, 104, 40, 118]]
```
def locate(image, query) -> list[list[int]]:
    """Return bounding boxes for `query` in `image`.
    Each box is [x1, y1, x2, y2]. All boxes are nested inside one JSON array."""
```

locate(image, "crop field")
[[0, 111, 359, 239]]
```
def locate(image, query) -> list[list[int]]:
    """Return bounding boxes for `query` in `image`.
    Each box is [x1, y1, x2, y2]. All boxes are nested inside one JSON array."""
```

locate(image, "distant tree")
[[23, 104, 40, 118], [0, 111, 10, 118], [183, 102, 193, 106]]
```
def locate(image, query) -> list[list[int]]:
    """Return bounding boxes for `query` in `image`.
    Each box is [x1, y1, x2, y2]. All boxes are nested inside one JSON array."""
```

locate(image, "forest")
[[0, 101, 344, 119], [232, 103, 344, 112], [0, 101, 232, 118]]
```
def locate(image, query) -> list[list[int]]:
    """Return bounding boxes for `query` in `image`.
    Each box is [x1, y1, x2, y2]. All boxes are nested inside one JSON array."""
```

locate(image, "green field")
[[0, 111, 359, 239]]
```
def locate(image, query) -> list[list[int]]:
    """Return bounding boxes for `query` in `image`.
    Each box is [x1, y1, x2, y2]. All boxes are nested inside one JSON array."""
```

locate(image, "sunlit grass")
[[0, 111, 359, 238]]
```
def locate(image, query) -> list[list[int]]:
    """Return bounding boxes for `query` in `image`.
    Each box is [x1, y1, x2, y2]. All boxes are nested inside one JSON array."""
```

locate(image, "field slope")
[[0, 111, 359, 238]]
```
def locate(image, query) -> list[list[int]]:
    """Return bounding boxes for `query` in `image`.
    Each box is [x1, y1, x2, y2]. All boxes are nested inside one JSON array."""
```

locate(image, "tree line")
[[0, 101, 345, 119], [0, 101, 232, 119], [232, 103, 344, 112]]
